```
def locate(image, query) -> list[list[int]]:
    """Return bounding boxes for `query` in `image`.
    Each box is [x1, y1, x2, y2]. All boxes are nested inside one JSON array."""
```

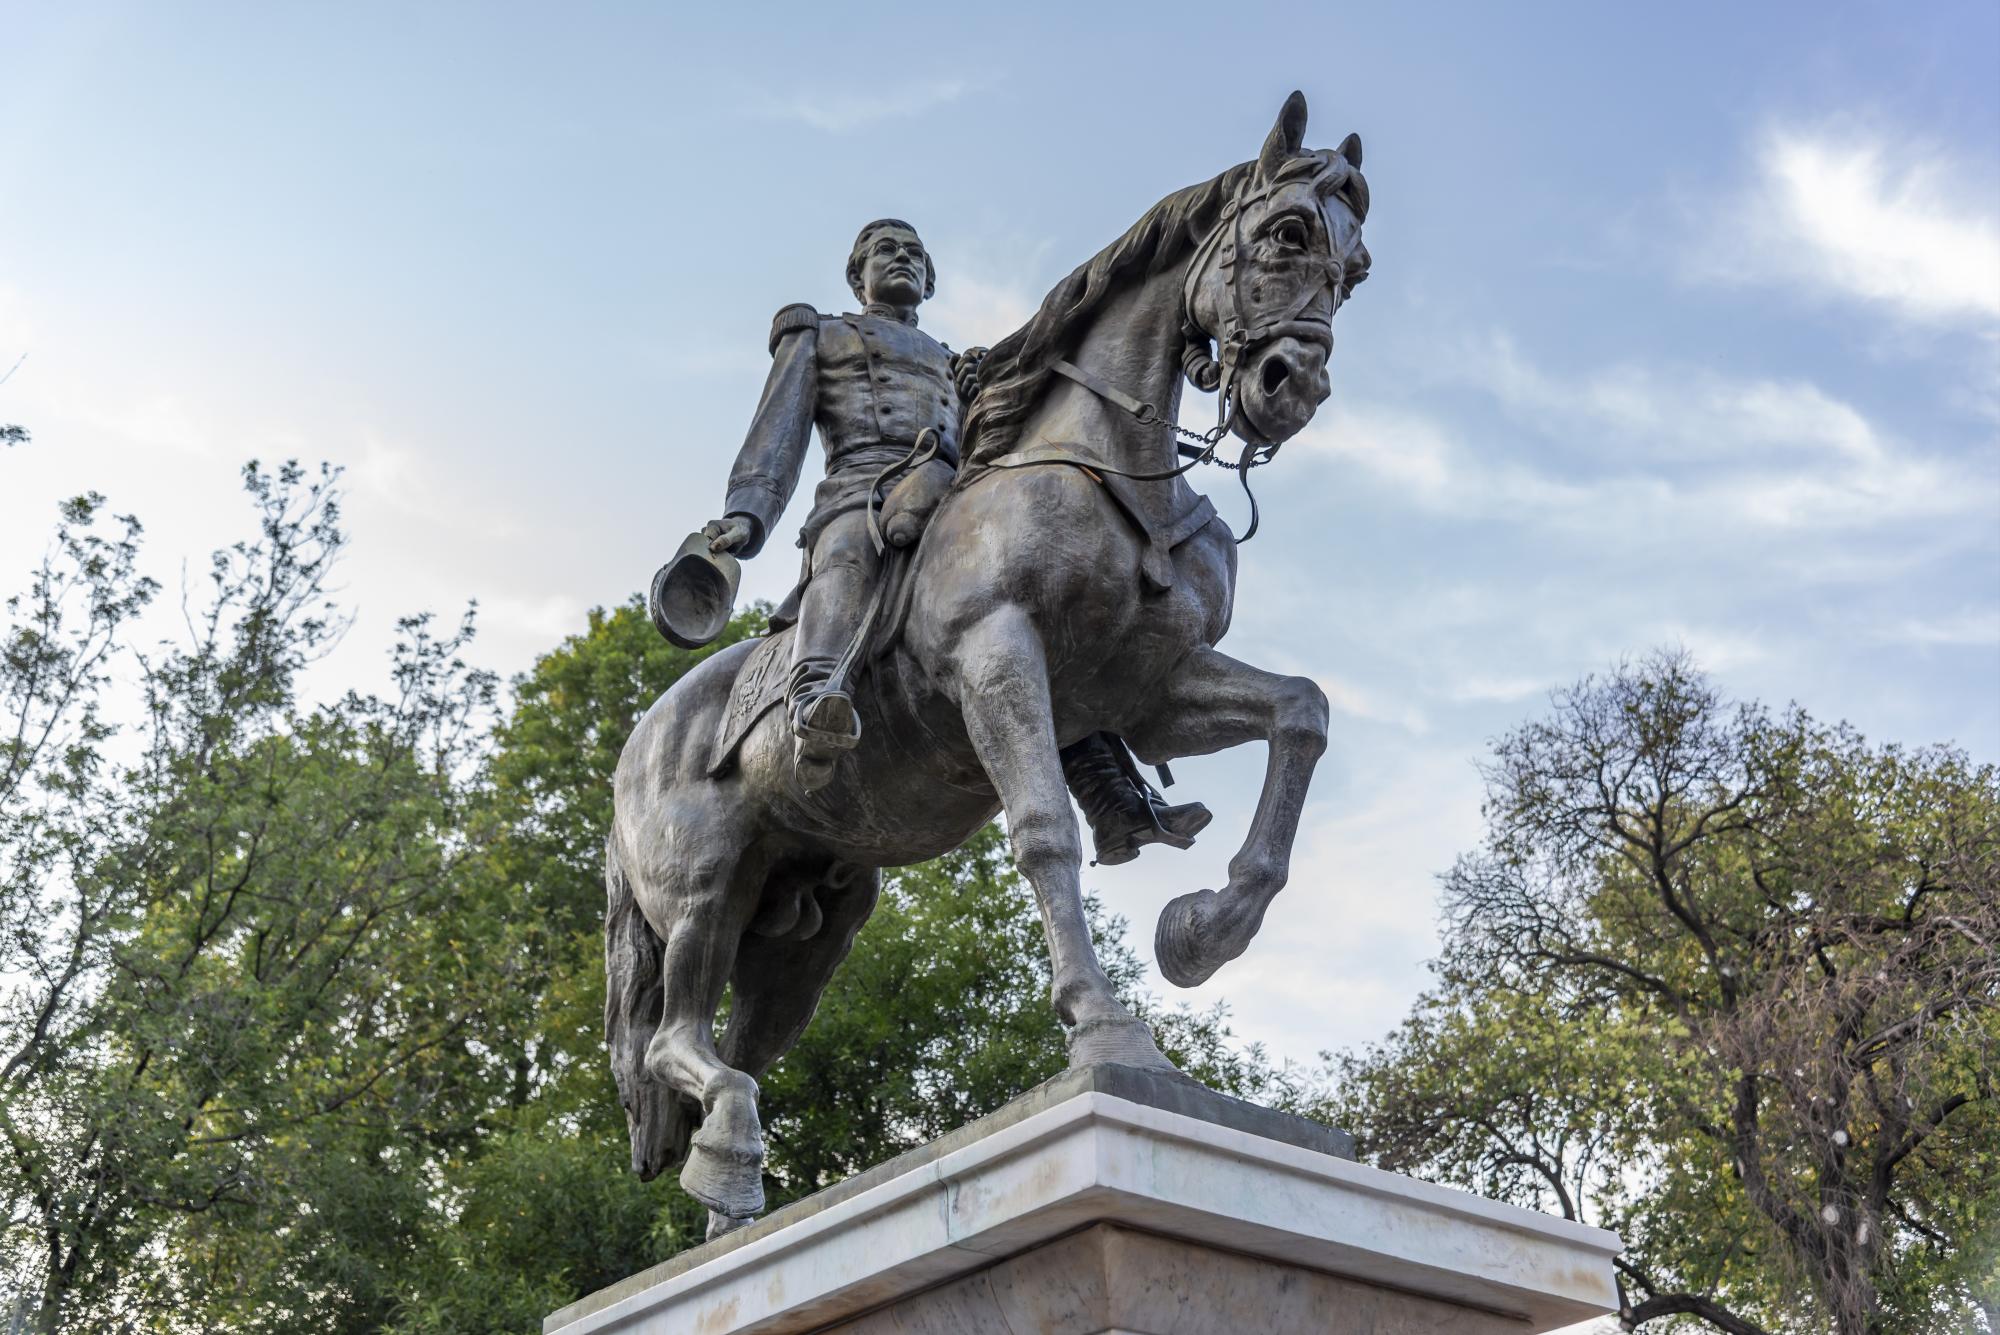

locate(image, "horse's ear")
[[1337, 132, 1363, 168], [1259, 90, 1309, 176]]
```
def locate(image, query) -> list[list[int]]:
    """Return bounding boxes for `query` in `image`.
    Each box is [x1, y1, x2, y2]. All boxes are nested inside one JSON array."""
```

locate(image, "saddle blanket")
[[707, 627, 793, 778]]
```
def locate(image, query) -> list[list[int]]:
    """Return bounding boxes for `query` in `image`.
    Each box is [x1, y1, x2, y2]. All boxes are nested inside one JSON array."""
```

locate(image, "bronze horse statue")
[[606, 91, 1371, 1232]]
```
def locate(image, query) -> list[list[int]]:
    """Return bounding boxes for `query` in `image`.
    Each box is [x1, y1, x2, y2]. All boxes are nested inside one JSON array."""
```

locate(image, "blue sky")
[[4, 2, 1997, 1072]]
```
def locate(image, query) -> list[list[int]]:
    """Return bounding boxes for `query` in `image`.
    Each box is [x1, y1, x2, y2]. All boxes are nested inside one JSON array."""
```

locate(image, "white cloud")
[[1313, 672, 1430, 735], [0, 284, 32, 371], [1877, 607, 2000, 648], [1446, 674, 1548, 705], [1307, 401, 1457, 501], [1649, 624, 1770, 673], [475, 591, 593, 643], [754, 79, 975, 134], [1253, 642, 1431, 735], [1697, 124, 2000, 325], [353, 432, 416, 500], [923, 268, 1040, 351], [1470, 333, 1885, 465], [346, 430, 537, 545], [1304, 397, 1658, 533], [1305, 334, 1983, 536]]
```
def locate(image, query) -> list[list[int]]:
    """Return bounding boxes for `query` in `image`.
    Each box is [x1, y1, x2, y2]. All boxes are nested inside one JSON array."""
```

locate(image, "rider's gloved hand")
[[702, 515, 755, 554], [952, 346, 988, 402]]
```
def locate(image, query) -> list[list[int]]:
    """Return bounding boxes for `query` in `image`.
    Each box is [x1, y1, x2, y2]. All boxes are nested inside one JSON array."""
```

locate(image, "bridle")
[[1178, 154, 1353, 448], [1034, 153, 1358, 542]]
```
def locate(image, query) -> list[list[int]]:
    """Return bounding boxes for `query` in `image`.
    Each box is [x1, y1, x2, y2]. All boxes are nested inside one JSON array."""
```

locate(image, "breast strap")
[[968, 444, 1223, 591]]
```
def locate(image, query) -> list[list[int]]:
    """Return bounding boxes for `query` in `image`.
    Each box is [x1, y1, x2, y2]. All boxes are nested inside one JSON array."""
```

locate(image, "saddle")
[[705, 546, 924, 779]]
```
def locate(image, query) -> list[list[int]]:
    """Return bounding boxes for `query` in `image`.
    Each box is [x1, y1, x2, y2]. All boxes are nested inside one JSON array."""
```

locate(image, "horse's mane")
[[961, 161, 1256, 467]]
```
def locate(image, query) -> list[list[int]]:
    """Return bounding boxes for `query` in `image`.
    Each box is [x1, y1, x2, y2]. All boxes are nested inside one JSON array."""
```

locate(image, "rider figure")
[[702, 220, 1208, 863]]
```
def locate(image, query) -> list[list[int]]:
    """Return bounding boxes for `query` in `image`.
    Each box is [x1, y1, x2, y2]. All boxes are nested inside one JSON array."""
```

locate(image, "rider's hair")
[[846, 219, 937, 302]]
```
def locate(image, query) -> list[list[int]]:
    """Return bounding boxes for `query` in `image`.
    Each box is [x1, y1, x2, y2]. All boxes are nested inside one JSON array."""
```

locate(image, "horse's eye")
[[1274, 217, 1309, 249]]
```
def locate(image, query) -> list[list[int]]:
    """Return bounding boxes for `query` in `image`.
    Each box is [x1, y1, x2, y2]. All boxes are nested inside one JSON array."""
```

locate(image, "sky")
[[4, 2, 1998, 1084]]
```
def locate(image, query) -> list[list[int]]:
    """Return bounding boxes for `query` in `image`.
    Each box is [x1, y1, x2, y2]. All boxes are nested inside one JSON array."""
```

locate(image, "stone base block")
[[546, 1064, 1620, 1335], [828, 1222, 1532, 1334]]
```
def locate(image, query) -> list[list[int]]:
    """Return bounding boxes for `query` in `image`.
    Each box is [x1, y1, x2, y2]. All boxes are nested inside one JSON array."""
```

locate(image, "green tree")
[[0, 466, 513, 1332], [1325, 652, 1998, 1334]]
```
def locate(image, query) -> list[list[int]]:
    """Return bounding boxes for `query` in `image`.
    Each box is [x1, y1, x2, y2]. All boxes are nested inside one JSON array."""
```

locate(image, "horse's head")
[[1184, 91, 1370, 449]]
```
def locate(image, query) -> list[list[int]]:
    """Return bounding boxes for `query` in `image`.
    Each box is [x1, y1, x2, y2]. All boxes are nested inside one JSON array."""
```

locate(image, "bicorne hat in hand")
[[648, 532, 742, 649]]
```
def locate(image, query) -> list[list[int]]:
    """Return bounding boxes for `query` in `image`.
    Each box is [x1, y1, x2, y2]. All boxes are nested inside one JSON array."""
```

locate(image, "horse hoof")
[[680, 1137, 766, 1219], [706, 1209, 757, 1242], [1155, 889, 1223, 988], [1067, 1016, 1176, 1071]]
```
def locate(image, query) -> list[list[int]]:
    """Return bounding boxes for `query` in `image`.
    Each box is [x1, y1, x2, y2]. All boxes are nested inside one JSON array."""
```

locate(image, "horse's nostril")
[[1261, 357, 1290, 395]]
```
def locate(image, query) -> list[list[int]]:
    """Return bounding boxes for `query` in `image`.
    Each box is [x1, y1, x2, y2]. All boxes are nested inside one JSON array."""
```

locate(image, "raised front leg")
[[955, 606, 1172, 1070], [1122, 647, 1330, 987]]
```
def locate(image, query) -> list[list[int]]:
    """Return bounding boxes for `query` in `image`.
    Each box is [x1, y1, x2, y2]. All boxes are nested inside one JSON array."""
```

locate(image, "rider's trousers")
[[787, 509, 881, 706]]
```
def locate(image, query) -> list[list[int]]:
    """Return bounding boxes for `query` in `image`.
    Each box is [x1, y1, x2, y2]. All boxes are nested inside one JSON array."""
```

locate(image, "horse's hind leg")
[[719, 863, 880, 1078], [955, 606, 1170, 1070], [634, 811, 767, 1224]]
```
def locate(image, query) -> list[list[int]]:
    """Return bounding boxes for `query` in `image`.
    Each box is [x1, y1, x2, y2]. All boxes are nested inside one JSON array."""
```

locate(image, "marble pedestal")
[[545, 1065, 1621, 1335]]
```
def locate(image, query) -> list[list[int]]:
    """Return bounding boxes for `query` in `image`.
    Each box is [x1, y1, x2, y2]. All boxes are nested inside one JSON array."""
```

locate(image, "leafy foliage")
[[1324, 651, 1999, 1334], [0, 467, 512, 1332]]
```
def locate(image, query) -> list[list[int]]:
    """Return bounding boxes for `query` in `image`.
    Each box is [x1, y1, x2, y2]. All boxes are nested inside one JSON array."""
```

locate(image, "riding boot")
[[788, 547, 873, 791], [1060, 732, 1213, 867]]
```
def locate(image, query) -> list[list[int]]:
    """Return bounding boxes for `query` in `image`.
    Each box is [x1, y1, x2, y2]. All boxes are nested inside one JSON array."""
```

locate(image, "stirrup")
[[1151, 799, 1213, 849], [793, 690, 861, 752], [789, 691, 860, 792], [1093, 799, 1213, 867]]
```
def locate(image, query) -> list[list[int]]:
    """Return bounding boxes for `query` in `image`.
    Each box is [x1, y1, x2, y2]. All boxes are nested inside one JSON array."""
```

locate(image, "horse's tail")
[[604, 836, 694, 1180]]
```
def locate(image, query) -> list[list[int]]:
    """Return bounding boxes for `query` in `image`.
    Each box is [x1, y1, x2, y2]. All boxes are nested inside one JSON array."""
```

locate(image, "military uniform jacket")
[[723, 303, 963, 559]]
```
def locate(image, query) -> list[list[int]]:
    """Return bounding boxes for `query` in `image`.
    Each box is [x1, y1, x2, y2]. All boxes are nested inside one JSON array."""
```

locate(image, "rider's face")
[[858, 228, 928, 308]]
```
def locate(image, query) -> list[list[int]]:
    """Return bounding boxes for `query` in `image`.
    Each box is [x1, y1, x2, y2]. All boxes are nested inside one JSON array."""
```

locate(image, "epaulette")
[[768, 303, 820, 355]]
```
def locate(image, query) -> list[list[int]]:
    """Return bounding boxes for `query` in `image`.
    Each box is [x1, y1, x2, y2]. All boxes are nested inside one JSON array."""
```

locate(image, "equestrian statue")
[[608, 90, 1372, 1236]]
